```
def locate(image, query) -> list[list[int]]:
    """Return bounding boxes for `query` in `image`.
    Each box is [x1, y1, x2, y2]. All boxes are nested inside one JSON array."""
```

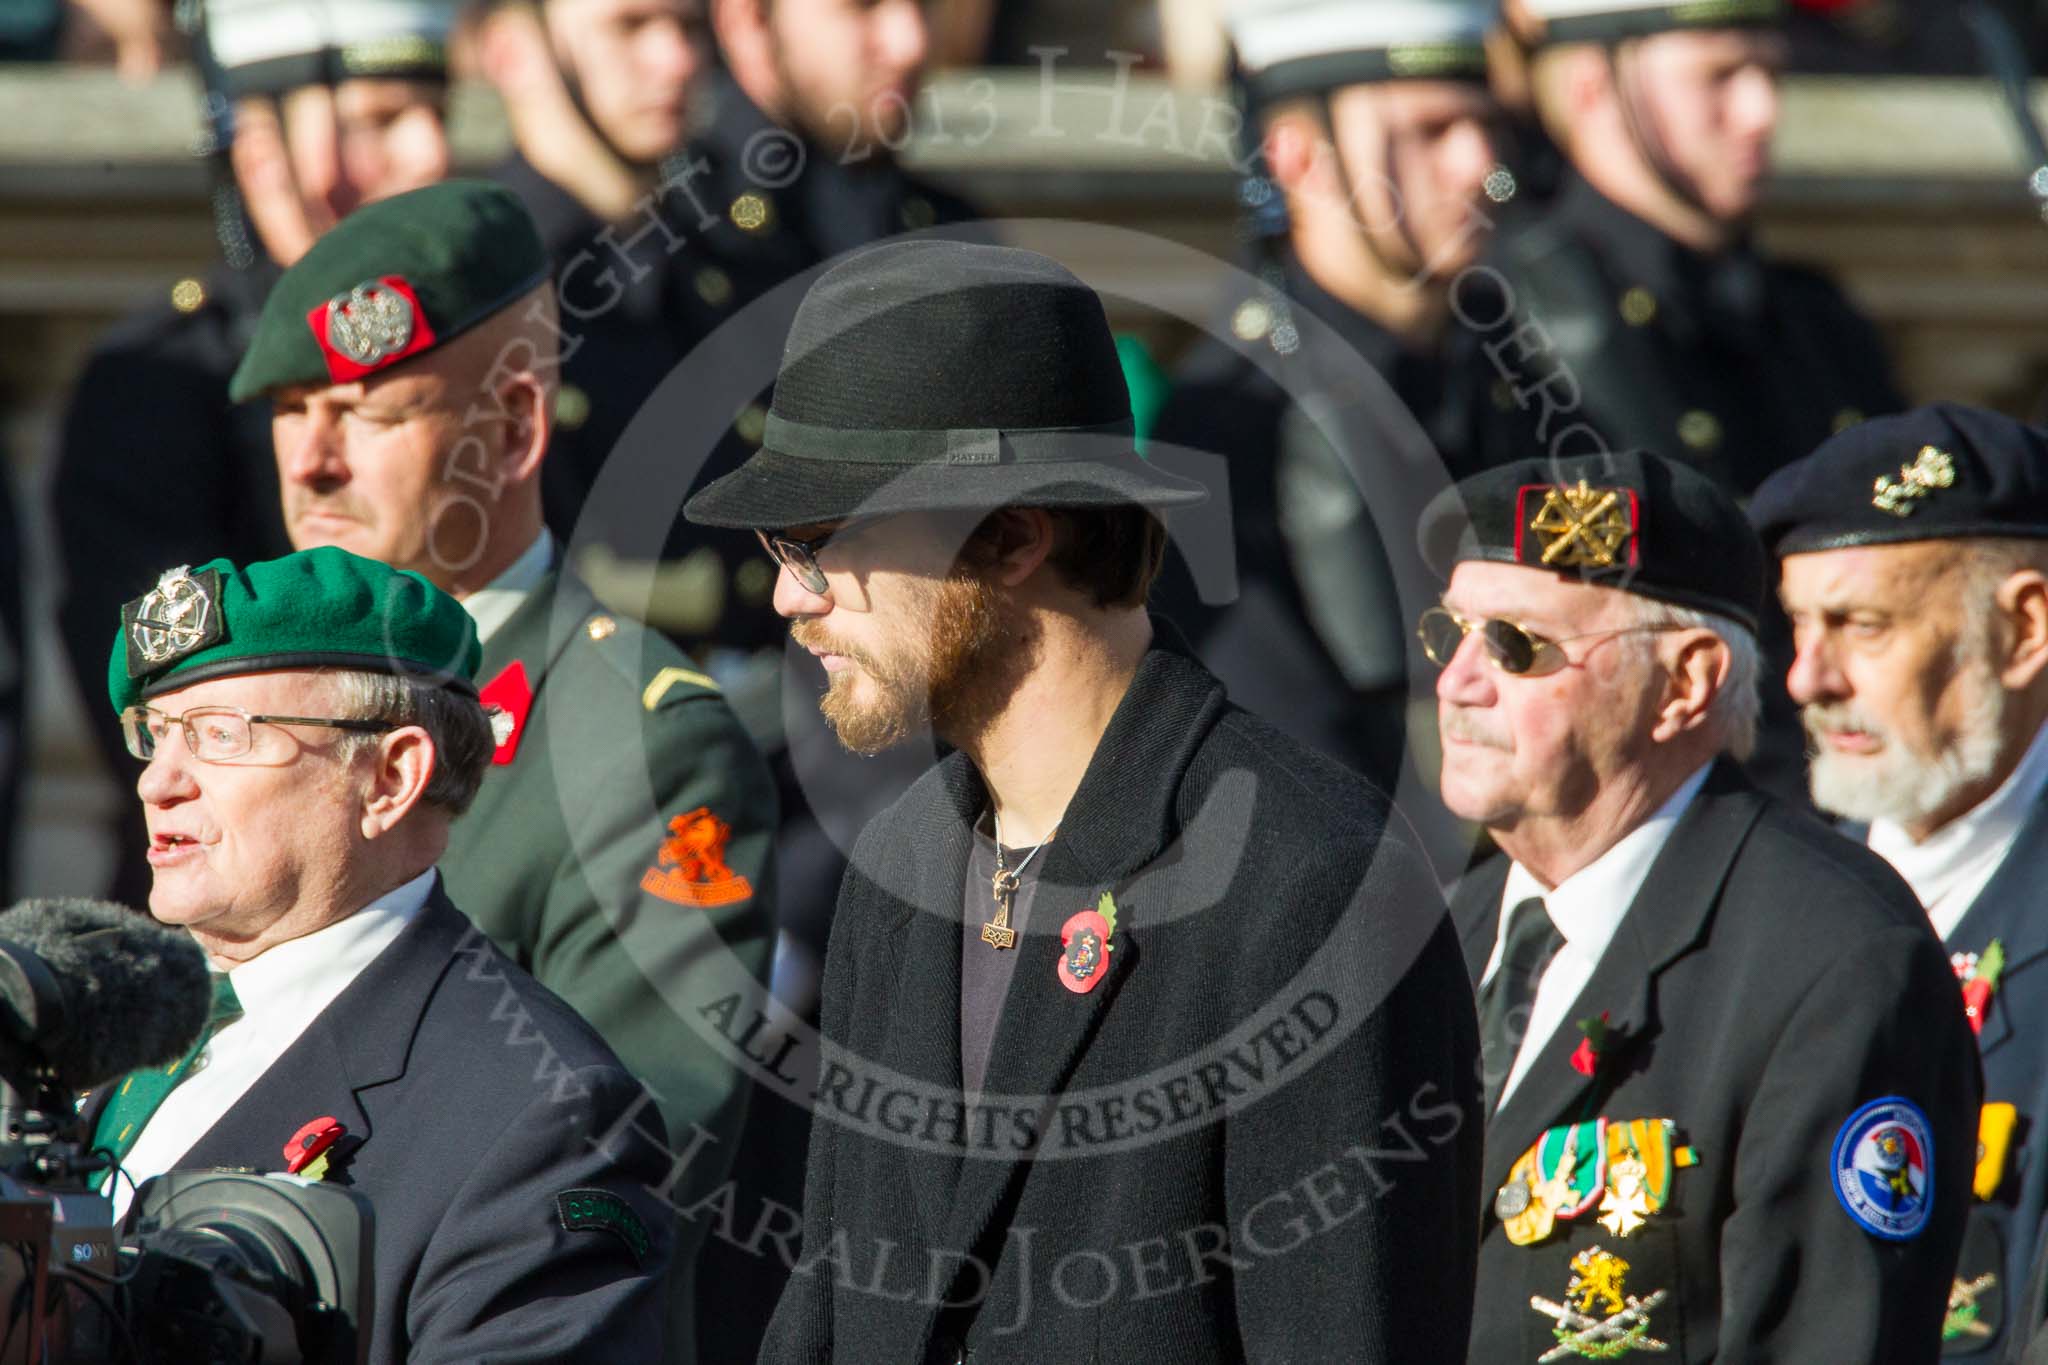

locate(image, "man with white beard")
[[1752, 402, 2048, 1361]]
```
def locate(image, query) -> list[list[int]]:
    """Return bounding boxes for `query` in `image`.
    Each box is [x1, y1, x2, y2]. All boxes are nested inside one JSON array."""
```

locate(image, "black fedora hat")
[[683, 240, 1209, 530]]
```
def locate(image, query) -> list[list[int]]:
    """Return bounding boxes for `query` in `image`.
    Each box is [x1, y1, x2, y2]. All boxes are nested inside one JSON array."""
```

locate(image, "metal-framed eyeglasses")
[[120, 704, 395, 763], [1416, 606, 1686, 677], [755, 519, 881, 596]]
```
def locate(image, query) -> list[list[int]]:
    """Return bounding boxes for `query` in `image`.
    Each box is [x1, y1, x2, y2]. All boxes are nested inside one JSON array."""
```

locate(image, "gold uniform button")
[[1832, 407, 1865, 434], [170, 278, 206, 313], [1619, 287, 1657, 327], [734, 403, 768, 445], [730, 193, 773, 234], [555, 384, 592, 431], [1678, 410, 1723, 452], [586, 615, 618, 641], [900, 196, 936, 230], [1231, 299, 1273, 342], [694, 266, 734, 309]]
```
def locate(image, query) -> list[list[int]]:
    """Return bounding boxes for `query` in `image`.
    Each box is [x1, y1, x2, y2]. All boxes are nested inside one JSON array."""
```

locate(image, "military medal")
[[982, 817, 1056, 951], [1531, 1245, 1669, 1361], [1596, 1119, 1682, 1239], [1057, 893, 1119, 995], [1497, 1147, 1556, 1246], [1977, 1102, 2018, 1201]]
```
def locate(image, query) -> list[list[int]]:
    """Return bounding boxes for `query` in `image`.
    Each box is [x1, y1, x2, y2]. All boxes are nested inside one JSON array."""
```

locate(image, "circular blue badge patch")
[[1831, 1096, 1935, 1242]]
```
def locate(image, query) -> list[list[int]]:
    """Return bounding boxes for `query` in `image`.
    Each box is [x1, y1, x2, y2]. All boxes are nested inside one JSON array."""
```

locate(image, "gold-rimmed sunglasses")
[[1416, 606, 1685, 677]]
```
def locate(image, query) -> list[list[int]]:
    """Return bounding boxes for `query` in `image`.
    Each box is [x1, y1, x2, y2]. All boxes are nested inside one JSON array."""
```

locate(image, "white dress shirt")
[[459, 530, 553, 645], [114, 869, 437, 1220], [1480, 764, 1712, 1110], [1868, 720, 2048, 942]]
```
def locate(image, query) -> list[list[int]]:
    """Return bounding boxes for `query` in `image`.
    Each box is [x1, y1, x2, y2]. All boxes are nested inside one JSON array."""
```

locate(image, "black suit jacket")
[[1926, 782, 2048, 1360], [105, 887, 676, 1364], [1455, 762, 1980, 1363], [761, 643, 1483, 1364]]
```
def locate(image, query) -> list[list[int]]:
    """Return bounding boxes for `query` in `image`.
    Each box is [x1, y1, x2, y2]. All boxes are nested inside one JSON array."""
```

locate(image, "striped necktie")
[[91, 972, 242, 1188]]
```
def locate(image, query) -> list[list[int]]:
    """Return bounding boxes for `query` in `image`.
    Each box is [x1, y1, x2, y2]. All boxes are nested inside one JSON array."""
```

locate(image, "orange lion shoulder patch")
[[640, 806, 755, 907]]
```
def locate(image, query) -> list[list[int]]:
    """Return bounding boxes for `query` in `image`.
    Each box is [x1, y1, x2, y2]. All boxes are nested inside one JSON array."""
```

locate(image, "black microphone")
[[0, 899, 211, 1094]]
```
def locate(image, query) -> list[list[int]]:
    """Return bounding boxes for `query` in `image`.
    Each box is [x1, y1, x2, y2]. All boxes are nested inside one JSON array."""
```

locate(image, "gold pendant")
[[980, 921, 1017, 950]]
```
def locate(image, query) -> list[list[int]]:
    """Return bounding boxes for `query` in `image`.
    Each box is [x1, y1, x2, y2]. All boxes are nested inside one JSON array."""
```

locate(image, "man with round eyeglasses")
[[1420, 449, 1977, 1362], [89, 546, 675, 1362]]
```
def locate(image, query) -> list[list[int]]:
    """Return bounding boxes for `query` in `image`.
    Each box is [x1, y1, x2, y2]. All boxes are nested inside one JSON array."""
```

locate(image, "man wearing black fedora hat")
[[687, 239, 1484, 1362]]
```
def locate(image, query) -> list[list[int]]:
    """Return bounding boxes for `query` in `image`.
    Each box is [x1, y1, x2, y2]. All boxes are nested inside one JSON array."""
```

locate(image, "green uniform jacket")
[[439, 566, 777, 1364]]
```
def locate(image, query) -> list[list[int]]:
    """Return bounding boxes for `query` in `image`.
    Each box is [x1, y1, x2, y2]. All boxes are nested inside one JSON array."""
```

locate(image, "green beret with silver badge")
[[109, 546, 482, 715], [228, 179, 550, 403]]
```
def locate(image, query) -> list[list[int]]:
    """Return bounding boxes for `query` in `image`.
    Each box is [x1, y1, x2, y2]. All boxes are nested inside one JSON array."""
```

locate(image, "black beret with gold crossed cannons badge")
[[1418, 449, 1767, 632]]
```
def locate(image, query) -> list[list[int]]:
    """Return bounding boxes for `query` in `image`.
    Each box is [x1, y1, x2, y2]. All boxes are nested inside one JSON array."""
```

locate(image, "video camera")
[[0, 899, 374, 1364]]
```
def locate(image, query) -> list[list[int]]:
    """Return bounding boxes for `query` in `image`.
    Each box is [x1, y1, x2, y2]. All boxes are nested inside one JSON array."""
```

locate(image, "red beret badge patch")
[[307, 276, 437, 385]]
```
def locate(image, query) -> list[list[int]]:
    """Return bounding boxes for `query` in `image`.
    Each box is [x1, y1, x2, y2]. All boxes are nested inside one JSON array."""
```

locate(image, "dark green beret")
[[1418, 449, 1766, 632], [1751, 403, 2048, 557], [228, 179, 549, 403], [109, 547, 481, 715]]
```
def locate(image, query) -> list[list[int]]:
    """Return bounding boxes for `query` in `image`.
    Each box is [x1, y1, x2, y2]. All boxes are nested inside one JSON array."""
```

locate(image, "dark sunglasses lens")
[[1419, 610, 1464, 666], [767, 537, 828, 594], [1481, 619, 1538, 674]]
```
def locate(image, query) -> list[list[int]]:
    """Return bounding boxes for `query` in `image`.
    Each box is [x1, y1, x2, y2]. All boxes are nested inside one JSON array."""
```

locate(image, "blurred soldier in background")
[[474, 0, 783, 546], [1754, 404, 2048, 1360], [1449, 0, 1906, 801], [697, 0, 978, 277], [229, 179, 777, 1365], [1150, 0, 1504, 785], [53, 0, 458, 907], [1449, 0, 1900, 488]]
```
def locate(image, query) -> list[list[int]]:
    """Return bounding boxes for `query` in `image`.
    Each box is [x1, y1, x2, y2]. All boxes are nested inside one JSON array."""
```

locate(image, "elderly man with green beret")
[[87, 546, 674, 1363], [225, 177, 778, 1364]]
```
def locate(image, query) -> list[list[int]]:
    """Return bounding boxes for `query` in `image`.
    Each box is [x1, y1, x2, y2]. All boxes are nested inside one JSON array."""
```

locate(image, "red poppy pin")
[[1570, 1012, 1612, 1078], [1058, 893, 1119, 995], [284, 1115, 347, 1179]]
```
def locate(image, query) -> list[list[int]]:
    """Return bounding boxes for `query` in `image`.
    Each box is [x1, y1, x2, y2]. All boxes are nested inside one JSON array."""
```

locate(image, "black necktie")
[[1479, 897, 1563, 1115]]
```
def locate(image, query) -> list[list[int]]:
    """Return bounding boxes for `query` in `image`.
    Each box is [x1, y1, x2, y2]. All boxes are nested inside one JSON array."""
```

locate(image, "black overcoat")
[[761, 643, 1484, 1364], [1453, 762, 1981, 1364]]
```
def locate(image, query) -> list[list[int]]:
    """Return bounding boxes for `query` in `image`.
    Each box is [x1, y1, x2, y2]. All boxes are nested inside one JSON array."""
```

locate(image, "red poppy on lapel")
[[1571, 1012, 1613, 1077], [1057, 894, 1120, 995], [284, 1115, 346, 1176], [479, 660, 534, 765]]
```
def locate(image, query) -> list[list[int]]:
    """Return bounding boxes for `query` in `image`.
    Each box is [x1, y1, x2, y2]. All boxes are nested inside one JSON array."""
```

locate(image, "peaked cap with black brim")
[[1525, 0, 1781, 44], [683, 240, 1209, 530]]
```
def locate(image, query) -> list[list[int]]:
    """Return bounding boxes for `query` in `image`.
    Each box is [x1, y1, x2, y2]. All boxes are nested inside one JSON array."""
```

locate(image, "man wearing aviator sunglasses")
[[1421, 450, 1977, 1363]]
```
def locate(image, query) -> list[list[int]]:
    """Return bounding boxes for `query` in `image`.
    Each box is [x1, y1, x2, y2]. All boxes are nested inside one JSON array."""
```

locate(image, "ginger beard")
[[1803, 613, 2010, 829], [792, 569, 1004, 755]]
